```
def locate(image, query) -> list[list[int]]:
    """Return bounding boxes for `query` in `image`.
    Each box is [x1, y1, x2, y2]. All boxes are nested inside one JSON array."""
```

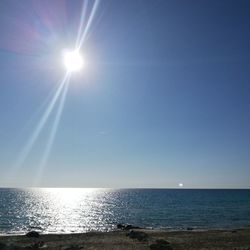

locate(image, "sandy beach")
[[0, 228, 249, 250]]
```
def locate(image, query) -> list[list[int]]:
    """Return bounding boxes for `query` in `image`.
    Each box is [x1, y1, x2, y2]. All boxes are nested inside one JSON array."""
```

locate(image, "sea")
[[0, 188, 249, 235]]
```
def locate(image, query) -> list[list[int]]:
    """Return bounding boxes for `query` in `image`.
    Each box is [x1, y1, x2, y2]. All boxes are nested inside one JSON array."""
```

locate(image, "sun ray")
[[75, 0, 89, 49], [34, 74, 71, 185], [76, 0, 100, 50], [11, 73, 70, 174]]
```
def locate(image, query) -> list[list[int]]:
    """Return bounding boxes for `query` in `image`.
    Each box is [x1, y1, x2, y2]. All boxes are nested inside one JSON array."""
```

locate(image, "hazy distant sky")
[[0, 0, 249, 188]]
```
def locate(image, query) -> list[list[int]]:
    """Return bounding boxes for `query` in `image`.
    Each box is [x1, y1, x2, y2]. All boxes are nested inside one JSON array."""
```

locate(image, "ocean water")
[[0, 188, 249, 234]]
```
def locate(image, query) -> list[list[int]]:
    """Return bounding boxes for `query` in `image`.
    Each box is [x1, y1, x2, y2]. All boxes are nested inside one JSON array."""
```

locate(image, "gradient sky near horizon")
[[0, 0, 249, 188]]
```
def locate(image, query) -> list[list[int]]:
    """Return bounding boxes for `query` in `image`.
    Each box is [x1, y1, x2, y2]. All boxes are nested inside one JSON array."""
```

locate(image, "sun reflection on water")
[[22, 188, 113, 234], [43, 188, 101, 233], [41, 188, 98, 205]]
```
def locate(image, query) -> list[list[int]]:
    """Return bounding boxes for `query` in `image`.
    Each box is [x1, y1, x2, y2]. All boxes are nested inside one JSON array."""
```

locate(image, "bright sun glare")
[[63, 50, 84, 72]]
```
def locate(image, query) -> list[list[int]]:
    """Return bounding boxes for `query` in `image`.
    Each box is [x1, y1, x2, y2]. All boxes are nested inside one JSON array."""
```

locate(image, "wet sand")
[[0, 228, 250, 250]]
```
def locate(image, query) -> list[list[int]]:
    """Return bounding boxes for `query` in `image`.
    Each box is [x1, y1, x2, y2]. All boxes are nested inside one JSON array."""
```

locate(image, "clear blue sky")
[[0, 0, 249, 188]]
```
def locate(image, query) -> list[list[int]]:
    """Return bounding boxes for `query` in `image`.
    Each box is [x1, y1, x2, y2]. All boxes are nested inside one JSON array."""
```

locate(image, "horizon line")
[[0, 186, 249, 190]]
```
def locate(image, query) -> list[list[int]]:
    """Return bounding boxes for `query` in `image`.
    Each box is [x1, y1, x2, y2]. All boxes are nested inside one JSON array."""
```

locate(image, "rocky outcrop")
[[117, 224, 141, 230], [25, 231, 40, 238]]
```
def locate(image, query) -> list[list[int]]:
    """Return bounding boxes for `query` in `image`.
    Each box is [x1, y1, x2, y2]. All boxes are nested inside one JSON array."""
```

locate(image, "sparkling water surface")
[[0, 188, 249, 234]]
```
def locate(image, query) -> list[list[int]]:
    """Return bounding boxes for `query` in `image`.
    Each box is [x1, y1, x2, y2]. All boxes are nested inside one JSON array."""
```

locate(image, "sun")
[[63, 50, 84, 72]]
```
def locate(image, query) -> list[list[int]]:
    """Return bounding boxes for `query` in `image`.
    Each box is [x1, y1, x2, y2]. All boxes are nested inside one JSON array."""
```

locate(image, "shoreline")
[[1, 224, 250, 236], [0, 224, 250, 237], [0, 228, 250, 250]]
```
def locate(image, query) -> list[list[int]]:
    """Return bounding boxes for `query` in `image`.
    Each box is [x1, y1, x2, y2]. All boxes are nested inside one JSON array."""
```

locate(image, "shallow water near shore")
[[0, 188, 249, 234]]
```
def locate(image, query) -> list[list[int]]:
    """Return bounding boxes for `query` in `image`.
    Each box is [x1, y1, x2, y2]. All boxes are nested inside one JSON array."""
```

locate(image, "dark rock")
[[117, 224, 141, 230], [186, 227, 193, 231], [124, 225, 133, 230], [126, 230, 148, 241], [117, 223, 125, 229], [124, 225, 141, 230], [26, 231, 40, 238]]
